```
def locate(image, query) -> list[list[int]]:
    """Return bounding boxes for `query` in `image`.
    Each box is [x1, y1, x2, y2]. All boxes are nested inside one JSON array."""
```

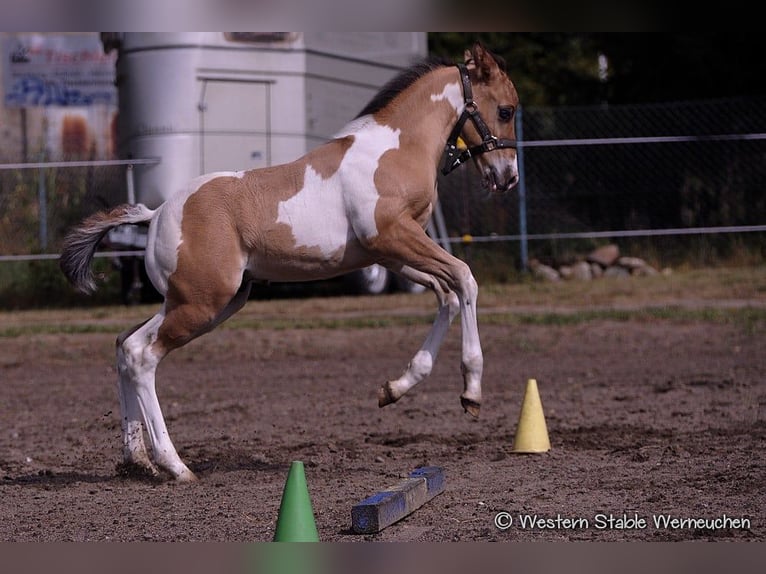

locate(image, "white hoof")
[[174, 468, 199, 482]]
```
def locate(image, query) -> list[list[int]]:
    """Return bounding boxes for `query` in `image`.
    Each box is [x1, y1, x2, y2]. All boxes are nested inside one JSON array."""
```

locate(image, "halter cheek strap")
[[440, 63, 517, 176]]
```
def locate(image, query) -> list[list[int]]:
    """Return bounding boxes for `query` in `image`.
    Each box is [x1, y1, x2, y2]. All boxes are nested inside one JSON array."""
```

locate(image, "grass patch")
[[483, 306, 766, 330], [0, 323, 120, 338], [3, 303, 764, 339], [1, 266, 764, 338], [224, 314, 433, 332]]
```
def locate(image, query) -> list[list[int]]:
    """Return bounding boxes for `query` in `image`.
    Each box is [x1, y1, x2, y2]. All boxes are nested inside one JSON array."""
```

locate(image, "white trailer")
[[104, 32, 426, 207], [101, 32, 436, 298]]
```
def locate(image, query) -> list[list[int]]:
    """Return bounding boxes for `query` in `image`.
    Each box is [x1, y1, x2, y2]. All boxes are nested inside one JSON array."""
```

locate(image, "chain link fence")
[[2, 97, 765, 305], [0, 160, 133, 256], [0, 160, 135, 306], [436, 97, 766, 278]]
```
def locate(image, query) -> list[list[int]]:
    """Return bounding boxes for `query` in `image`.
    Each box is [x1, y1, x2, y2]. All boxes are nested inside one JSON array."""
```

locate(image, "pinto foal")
[[61, 43, 519, 481]]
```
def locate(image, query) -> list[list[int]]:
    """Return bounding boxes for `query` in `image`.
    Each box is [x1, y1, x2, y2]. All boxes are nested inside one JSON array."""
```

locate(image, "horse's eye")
[[498, 106, 514, 123]]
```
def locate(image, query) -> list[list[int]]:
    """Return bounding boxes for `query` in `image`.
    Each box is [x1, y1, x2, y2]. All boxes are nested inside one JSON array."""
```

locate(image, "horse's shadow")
[[3, 469, 115, 487], [3, 454, 297, 486]]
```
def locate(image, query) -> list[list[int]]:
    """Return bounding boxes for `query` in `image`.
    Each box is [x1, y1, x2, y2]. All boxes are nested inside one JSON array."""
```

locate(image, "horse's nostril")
[[503, 167, 519, 189]]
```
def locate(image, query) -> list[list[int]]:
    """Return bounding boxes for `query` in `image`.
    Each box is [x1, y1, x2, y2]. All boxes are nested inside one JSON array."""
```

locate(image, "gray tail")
[[59, 203, 155, 294]]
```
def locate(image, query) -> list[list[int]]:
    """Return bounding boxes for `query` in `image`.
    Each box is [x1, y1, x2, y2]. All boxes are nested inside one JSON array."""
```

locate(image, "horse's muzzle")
[[484, 167, 519, 193]]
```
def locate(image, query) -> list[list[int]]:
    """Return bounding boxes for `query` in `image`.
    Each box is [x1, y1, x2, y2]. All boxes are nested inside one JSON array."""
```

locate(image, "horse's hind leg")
[[378, 265, 460, 407], [116, 308, 196, 481], [116, 318, 160, 477], [116, 280, 252, 482]]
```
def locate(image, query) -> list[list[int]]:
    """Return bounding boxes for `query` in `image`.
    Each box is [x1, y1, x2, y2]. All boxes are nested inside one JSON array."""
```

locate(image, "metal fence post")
[[126, 163, 136, 205], [515, 106, 529, 271], [37, 153, 48, 250]]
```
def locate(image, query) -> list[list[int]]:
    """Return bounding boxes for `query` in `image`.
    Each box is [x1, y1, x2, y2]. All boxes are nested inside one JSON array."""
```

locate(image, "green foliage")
[[0, 162, 127, 309], [430, 33, 603, 107], [429, 33, 766, 106], [0, 258, 122, 309]]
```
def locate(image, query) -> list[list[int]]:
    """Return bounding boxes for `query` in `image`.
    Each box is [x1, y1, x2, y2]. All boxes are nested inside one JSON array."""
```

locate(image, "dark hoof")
[[378, 383, 398, 408], [460, 396, 481, 418]]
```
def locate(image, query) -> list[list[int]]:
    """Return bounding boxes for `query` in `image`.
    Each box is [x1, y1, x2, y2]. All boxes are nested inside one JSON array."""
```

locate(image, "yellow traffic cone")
[[512, 379, 551, 453]]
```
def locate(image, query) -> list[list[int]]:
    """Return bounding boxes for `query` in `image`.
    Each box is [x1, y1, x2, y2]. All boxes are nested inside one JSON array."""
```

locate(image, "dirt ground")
[[1, 273, 764, 542]]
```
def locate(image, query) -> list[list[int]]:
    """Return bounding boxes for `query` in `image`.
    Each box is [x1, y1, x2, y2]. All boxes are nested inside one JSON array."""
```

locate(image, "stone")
[[587, 244, 620, 268], [617, 256, 648, 270], [632, 264, 659, 277], [603, 266, 630, 279], [530, 260, 560, 282], [537, 265, 561, 281], [571, 261, 593, 281]]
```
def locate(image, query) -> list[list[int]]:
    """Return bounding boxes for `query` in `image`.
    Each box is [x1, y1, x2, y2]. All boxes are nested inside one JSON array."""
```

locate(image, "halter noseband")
[[440, 63, 517, 176]]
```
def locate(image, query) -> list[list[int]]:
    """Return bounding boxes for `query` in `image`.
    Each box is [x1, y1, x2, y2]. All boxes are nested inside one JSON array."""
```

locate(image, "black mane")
[[356, 56, 453, 118]]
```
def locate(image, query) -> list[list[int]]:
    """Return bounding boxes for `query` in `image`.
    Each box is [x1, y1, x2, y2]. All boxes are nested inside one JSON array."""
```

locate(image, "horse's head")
[[461, 43, 520, 193]]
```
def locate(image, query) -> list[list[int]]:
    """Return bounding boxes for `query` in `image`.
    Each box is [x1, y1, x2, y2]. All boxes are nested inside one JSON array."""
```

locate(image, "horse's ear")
[[464, 49, 475, 69], [471, 42, 499, 82]]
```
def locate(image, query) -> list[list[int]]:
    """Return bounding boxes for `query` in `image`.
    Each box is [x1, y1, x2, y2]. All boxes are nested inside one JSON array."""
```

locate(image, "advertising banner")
[[3, 33, 116, 108]]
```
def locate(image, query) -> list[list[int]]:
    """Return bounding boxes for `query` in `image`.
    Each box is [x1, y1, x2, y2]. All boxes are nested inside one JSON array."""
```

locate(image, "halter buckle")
[[483, 137, 498, 152]]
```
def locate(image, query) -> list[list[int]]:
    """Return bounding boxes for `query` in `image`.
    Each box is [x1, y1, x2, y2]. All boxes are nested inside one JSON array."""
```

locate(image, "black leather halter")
[[440, 63, 518, 176]]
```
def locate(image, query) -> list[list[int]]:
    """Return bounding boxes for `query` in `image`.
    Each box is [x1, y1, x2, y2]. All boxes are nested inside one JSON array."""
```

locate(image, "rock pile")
[[529, 244, 661, 282]]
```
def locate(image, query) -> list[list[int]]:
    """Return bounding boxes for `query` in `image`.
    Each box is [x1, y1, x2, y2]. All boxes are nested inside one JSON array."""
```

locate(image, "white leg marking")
[[456, 269, 483, 412], [386, 259, 484, 414], [117, 308, 196, 481], [380, 266, 460, 405], [116, 328, 157, 475]]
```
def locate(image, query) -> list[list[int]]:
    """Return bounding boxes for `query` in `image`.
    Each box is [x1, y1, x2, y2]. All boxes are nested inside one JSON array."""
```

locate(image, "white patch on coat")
[[277, 116, 400, 256], [276, 164, 348, 259], [430, 81, 464, 117]]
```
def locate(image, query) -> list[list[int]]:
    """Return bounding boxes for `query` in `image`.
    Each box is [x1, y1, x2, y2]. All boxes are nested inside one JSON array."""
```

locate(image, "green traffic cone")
[[273, 461, 319, 542]]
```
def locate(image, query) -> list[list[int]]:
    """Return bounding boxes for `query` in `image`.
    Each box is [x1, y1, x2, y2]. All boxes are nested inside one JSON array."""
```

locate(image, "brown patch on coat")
[[367, 67, 458, 248], [308, 135, 354, 179], [156, 136, 355, 351]]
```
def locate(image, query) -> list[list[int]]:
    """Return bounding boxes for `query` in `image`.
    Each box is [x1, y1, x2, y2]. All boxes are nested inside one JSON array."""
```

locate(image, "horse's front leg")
[[378, 265, 460, 407], [369, 223, 484, 417], [455, 269, 483, 417]]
